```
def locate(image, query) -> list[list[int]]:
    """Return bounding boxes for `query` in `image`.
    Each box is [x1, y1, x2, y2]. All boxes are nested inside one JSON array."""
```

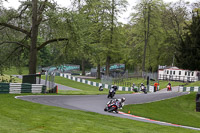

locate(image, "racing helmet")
[[121, 97, 126, 102]]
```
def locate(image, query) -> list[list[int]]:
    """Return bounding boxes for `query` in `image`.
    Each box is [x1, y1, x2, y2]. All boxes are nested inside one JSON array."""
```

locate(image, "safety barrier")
[[179, 86, 200, 92], [0, 83, 46, 94], [59, 73, 154, 92]]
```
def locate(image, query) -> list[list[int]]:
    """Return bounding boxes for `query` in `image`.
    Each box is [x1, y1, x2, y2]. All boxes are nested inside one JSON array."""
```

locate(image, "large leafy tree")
[[128, 0, 165, 72], [104, 0, 128, 76], [70, 0, 128, 77], [176, 9, 200, 70], [161, 0, 189, 67], [0, 0, 68, 74], [82, 0, 110, 78]]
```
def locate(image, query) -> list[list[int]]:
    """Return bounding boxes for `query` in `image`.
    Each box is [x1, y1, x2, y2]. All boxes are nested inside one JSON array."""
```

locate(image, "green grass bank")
[[0, 94, 199, 133], [121, 92, 200, 128]]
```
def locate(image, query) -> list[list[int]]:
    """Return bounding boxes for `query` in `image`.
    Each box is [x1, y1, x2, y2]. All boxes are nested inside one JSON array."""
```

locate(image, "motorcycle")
[[167, 85, 172, 91], [107, 87, 116, 98], [104, 100, 120, 113], [99, 86, 103, 91], [140, 86, 147, 94]]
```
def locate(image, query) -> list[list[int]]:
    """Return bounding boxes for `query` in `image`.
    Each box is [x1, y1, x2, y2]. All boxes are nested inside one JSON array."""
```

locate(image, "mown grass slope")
[[0, 94, 199, 133], [121, 92, 200, 128]]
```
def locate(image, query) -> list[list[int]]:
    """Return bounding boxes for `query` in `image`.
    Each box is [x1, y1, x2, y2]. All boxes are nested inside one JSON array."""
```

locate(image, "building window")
[[188, 72, 190, 76], [167, 70, 169, 74], [179, 71, 181, 75], [185, 72, 187, 76], [192, 72, 194, 76], [173, 71, 175, 75], [170, 71, 172, 75]]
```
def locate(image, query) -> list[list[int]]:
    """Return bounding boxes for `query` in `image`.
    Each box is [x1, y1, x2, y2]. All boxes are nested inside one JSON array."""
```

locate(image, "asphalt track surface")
[[15, 91, 200, 131]]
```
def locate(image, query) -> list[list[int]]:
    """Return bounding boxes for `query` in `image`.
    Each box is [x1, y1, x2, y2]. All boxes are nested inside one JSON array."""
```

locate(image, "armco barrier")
[[0, 83, 9, 94], [179, 86, 200, 92], [0, 83, 46, 94], [59, 73, 154, 92]]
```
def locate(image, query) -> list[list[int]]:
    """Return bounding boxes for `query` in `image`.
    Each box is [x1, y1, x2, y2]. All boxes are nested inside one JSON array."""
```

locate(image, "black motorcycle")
[[107, 87, 116, 98], [104, 100, 120, 113], [140, 86, 147, 94]]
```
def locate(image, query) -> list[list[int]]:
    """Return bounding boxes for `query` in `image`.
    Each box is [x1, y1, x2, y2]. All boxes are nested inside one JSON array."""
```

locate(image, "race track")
[[15, 91, 200, 131]]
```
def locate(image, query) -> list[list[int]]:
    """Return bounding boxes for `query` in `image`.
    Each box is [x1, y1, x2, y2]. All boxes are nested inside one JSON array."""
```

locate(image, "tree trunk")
[[29, 0, 39, 74], [81, 59, 85, 76], [106, 56, 111, 76], [97, 63, 101, 79], [105, 0, 114, 76], [142, 4, 151, 74]]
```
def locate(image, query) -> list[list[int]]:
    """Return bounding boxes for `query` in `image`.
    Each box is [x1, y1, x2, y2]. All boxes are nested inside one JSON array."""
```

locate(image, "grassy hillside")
[[0, 94, 198, 133], [42, 76, 132, 95], [3, 67, 29, 75], [121, 92, 200, 128]]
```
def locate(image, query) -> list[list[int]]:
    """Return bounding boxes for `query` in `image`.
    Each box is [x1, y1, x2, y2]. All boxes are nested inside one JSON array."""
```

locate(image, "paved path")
[[13, 75, 80, 91], [15, 91, 200, 131]]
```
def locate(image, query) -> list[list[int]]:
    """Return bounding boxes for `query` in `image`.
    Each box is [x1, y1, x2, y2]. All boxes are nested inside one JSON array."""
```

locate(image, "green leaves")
[[176, 10, 200, 71]]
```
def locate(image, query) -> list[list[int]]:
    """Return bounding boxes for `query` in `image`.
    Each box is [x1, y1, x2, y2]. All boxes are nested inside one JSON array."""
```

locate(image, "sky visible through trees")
[[3, 0, 197, 24]]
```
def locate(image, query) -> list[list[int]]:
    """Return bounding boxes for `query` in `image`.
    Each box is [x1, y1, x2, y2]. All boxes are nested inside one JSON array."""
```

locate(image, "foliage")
[[2, 66, 29, 75], [0, 74, 22, 83], [0, 0, 69, 74], [176, 9, 200, 71], [0, 0, 199, 76], [126, 0, 189, 72]]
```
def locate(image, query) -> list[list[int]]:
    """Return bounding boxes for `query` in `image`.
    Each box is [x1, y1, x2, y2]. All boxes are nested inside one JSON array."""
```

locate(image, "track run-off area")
[[15, 91, 200, 131]]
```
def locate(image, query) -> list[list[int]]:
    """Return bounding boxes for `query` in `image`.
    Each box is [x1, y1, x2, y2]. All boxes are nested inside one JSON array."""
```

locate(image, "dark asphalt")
[[15, 91, 200, 131]]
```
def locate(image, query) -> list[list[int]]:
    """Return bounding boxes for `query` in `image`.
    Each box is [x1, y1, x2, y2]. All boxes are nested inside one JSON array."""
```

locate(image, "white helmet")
[[121, 97, 125, 102]]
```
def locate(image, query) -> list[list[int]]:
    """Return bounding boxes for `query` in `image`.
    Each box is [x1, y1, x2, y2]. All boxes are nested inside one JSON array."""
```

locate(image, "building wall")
[[158, 68, 199, 82]]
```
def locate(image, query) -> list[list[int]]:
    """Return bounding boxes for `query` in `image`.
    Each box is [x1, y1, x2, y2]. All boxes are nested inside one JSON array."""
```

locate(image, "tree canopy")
[[0, 0, 199, 75]]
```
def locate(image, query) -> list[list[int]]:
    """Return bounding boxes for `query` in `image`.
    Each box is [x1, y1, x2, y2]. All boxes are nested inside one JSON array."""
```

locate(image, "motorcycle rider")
[[167, 82, 172, 91], [106, 97, 126, 113], [112, 84, 118, 91], [140, 83, 147, 94], [107, 84, 118, 98], [140, 83, 145, 89]]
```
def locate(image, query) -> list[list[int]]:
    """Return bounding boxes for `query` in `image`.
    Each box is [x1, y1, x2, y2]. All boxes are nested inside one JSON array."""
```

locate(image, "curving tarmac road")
[[15, 91, 200, 131]]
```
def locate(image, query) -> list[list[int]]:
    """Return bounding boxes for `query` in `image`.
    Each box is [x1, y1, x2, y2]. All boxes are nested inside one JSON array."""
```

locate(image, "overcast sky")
[[2, 0, 198, 24]]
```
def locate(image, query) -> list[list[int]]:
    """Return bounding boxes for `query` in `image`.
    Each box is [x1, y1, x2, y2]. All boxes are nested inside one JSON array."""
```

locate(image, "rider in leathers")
[[106, 97, 125, 113]]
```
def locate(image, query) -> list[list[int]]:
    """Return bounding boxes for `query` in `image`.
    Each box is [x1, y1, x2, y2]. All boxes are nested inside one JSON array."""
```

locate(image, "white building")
[[158, 65, 200, 82]]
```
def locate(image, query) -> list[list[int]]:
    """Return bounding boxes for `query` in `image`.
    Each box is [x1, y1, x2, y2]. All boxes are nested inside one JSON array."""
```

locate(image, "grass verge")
[[0, 94, 199, 133], [121, 92, 200, 128], [42, 76, 133, 95], [3, 67, 29, 75], [86, 77, 186, 89]]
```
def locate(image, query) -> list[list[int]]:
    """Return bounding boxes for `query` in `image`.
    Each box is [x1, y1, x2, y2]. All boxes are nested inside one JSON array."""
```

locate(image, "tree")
[[105, 0, 128, 76], [128, 0, 165, 72], [0, 0, 68, 74], [176, 9, 200, 70], [70, 0, 128, 77], [161, 0, 189, 67]]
